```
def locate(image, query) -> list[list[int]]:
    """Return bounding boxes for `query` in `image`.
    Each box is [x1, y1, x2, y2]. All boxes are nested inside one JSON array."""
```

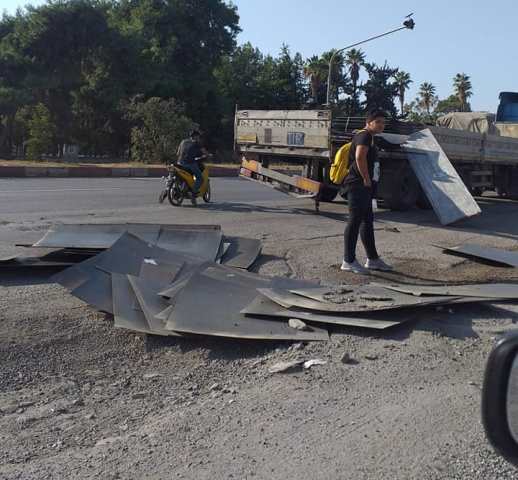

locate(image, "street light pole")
[[325, 17, 415, 106]]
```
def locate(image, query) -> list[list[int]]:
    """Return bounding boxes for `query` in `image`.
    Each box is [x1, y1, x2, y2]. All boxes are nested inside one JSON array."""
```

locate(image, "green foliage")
[[362, 62, 399, 117], [453, 73, 473, 112], [124, 96, 193, 164], [25, 103, 56, 160], [436, 94, 471, 114], [0, 0, 479, 159], [393, 71, 412, 116]]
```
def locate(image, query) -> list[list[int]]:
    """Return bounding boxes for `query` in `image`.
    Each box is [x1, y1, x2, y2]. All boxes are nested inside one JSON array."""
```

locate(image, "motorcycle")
[[159, 157, 211, 206]]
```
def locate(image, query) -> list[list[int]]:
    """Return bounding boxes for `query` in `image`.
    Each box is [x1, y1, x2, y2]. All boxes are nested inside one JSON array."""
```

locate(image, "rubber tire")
[[383, 167, 420, 211], [319, 185, 339, 202], [158, 189, 167, 204], [167, 178, 185, 206], [203, 183, 211, 203]]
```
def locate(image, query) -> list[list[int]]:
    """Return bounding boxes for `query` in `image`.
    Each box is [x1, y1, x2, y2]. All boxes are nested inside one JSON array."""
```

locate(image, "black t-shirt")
[[343, 130, 377, 187]]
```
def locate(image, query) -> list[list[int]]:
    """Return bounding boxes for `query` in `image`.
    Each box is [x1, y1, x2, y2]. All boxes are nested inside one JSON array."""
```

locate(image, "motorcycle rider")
[[176, 130, 206, 205]]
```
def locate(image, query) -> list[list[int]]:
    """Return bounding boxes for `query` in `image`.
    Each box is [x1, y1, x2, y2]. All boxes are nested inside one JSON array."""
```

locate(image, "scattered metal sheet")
[[95, 233, 199, 276], [257, 286, 469, 313], [50, 255, 102, 291], [112, 273, 152, 334], [33, 223, 161, 249], [155, 228, 222, 262], [165, 272, 328, 341], [70, 267, 113, 314], [403, 129, 481, 225], [375, 282, 518, 300], [139, 260, 184, 287], [155, 304, 174, 321], [128, 275, 180, 336], [158, 261, 214, 298], [440, 243, 518, 268], [241, 296, 406, 330], [221, 236, 262, 269]]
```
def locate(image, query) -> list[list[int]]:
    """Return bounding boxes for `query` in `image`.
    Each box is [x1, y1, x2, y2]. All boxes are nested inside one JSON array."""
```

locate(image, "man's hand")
[[356, 145, 371, 188]]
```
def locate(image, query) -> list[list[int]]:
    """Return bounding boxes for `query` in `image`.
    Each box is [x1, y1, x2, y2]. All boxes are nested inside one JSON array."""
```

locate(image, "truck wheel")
[[384, 167, 419, 211], [319, 185, 338, 202]]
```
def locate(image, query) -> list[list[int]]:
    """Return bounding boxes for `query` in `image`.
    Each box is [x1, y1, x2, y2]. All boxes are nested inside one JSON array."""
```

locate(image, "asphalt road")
[[0, 177, 287, 216]]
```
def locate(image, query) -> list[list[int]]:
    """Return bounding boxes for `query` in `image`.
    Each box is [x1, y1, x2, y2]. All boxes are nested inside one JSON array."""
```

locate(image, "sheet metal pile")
[[4, 223, 518, 342]]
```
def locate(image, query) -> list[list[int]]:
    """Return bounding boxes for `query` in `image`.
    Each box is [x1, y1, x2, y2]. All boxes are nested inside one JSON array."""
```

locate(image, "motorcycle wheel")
[[158, 189, 167, 204], [203, 183, 211, 203], [167, 177, 186, 206]]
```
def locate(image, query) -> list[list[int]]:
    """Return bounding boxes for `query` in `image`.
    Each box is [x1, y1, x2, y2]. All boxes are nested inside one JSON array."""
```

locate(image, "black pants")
[[344, 185, 379, 263]]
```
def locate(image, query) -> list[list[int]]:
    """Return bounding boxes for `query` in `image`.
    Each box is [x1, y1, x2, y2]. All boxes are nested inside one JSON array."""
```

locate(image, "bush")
[[124, 97, 194, 164]]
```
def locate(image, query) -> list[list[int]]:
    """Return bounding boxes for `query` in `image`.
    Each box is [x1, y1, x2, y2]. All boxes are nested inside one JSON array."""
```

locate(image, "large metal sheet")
[[112, 273, 152, 334], [70, 267, 113, 314], [257, 286, 468, 313], [33, 224, 161, 249], [155, 228, 222, 262], [166, 272, 329, 341], [375, 282, 518, 300], [95, 233, 201, 276], [127, 275, 180, 336], [221, 236, 262, 270], [403, 129, 481, 225], [241, 296, 407, 330], [50, 255, 102, 291], [139, 260, 184, 287], [441, 243, 518, 268], [158, 261, 214, 298]]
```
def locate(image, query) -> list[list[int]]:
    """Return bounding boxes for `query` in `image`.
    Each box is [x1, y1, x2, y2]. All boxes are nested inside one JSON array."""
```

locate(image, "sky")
[[3, 0, 517, 112]]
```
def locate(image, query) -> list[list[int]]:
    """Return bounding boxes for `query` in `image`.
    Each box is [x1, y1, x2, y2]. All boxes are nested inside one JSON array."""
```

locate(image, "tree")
[[345, 48, 365, 100], [435, 94, 470, 114], [25, 103, 56, 160], [393, 71, 412, 116], [362, 62, 399, 117], [124, 96, 193, 165], [453, 73, 473, 112], [304, 55, 328, 104], [418, 82, 437, 115]]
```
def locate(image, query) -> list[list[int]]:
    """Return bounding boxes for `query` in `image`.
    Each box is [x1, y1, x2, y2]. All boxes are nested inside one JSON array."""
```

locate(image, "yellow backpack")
[[329, 129, 368, 185]]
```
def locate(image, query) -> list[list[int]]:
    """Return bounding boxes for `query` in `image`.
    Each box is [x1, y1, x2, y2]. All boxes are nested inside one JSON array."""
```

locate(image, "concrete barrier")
[[0, 165, 240, 178]]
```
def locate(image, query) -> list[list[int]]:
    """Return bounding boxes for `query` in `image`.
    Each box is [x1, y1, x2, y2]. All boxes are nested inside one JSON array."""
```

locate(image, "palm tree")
[[453, 73, 473, 112], [393, 71, 412, 115], [418, 82, 437, 115], [304, 56, 328, 103], [321, 50, 345, 103], [345, 48, 365, 99]]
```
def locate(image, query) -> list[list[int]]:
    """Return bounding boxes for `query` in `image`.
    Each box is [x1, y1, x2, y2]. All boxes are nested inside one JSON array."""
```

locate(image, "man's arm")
[[355, 145, 371, 187]]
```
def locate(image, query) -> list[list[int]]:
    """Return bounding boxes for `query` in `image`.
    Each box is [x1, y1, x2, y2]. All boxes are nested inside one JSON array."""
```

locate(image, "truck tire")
[[383, 166, 419, 211], [319, 185, 339, 202]]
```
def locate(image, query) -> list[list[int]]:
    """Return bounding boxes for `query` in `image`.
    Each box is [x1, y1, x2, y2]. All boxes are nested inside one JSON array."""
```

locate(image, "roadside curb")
[[0, 165, 240, 178]]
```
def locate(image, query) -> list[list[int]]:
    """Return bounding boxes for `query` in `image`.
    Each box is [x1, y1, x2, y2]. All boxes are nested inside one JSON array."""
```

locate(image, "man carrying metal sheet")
[[341, 110, 393, 274]]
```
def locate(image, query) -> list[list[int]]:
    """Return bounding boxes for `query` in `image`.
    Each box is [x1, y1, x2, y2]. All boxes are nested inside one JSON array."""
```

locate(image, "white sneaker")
[[364, 258, 393, 271], [341, 259, 369, 275]]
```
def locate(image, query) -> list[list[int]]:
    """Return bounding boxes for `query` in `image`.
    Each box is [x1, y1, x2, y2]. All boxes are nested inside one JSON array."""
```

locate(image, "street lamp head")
[[403, 14, 415, 30]]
